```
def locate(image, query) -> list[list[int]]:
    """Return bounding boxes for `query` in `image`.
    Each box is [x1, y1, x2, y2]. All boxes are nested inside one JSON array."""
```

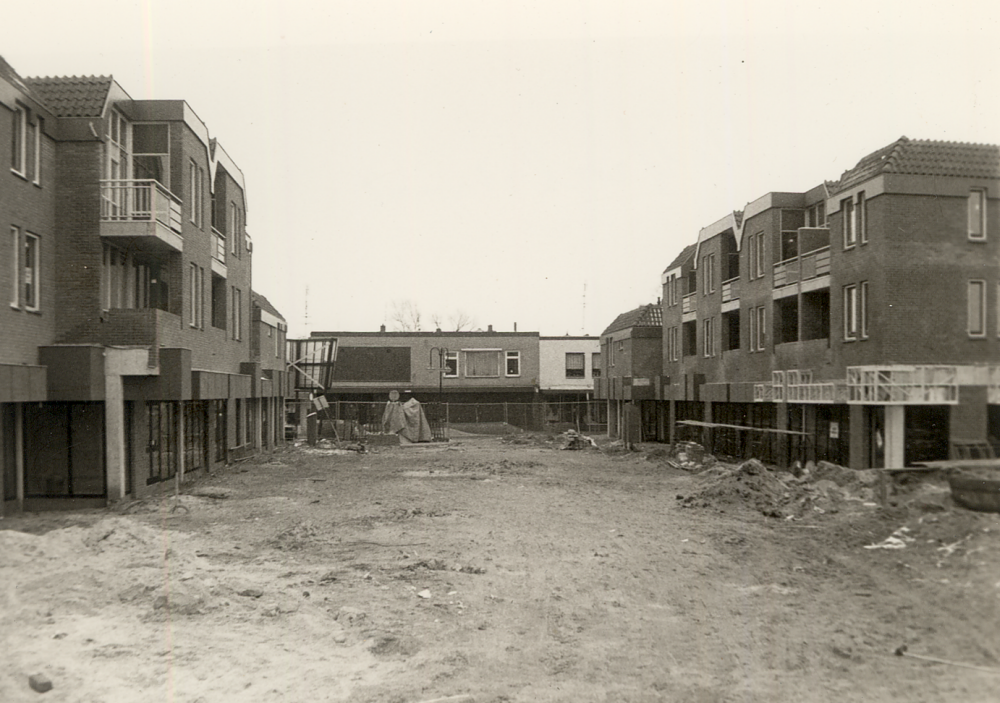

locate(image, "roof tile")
[[23, 75, 112, 118], [601, 303, 662, 336]]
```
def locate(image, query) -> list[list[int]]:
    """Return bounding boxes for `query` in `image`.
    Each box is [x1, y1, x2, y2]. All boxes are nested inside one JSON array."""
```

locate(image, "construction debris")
[[559, 430, 597, 450]]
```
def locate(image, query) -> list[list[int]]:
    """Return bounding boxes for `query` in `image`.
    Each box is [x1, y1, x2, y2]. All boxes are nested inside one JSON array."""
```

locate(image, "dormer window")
[[968, 189, 986, 240]]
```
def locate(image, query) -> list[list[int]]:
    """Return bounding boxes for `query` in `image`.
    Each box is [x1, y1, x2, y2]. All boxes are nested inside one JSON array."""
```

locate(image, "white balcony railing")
[[773, 246, 831, 289], [212, 228, 227, 262], [100, 179, 183, 234], [721, 277, 740, 303], [681, 293, 696, 315]]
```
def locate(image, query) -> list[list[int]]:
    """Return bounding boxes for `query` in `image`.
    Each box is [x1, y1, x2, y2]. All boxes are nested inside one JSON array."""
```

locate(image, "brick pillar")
[[849, 405, 867, 469], [104, 374, 127, 502]]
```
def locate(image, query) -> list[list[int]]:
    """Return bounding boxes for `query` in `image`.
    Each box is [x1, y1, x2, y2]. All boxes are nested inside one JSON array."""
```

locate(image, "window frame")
[[443, 351, 458, 377], [11, 104, 27, 176], [564, 352, 585, 379], [22, 231, 40, 312], [464, 349, 501, 378], [968, 189, 987, 241], [505, 350, 521, 378], [591, 352, 601, 378], [968, 279, 986, 338], [860, 281, 869, 339], [755, 306, 766, 351], [843, 284, 858, 341], [702, 317, 715, 357], [842, 197, 856, 249], [10, 226, 20, 308], [857, 191, 867, 244]]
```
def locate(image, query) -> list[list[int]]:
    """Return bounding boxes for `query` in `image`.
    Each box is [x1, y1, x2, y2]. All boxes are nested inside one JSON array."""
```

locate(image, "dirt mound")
[[678, 459, 789, 516], [664, 441, 717, 471]]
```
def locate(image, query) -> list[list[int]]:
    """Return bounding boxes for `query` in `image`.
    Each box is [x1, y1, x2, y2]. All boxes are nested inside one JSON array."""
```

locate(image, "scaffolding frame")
[[846, 365, 958, 405]]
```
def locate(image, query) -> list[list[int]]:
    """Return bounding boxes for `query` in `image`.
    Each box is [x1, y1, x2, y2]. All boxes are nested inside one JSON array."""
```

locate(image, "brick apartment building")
[[0, 56, 287, 513], [595, 302, 663, 442], [622, 137, 999, 468]]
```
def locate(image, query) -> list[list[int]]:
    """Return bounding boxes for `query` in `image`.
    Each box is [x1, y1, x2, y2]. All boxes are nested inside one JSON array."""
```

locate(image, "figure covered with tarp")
[[382, 391, 433, 443]]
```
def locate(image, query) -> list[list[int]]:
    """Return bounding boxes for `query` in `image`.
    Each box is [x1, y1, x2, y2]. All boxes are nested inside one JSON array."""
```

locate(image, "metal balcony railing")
[[100, 179, 183, 233]]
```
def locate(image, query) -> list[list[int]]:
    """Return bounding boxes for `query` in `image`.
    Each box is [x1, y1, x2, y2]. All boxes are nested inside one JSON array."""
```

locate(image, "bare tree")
[[449, 310, 475, 331], [390, 302, 476, 332], [389, 300, 423, 331]]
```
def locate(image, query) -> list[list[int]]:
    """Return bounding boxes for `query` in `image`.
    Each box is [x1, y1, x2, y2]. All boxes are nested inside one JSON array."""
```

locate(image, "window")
[[702, 317, 715, 357], [230, 202, 241, 256], [860, 281, 869, 339], [750, 305, 767, 351], [606, 338, 615, 366], [666, 325, 679, 362], [10, 104, 26, 175], [591, 352, 601, 378], [843, 197, 856, 248], [231, 286, 242, 340], [10, 229, 40, 311], [748, 232, 766, 279], [857, 191, 867, 244], [189, 160, 204, 227], [665, 274, 678, 306], [465, 350, 499, 377], [702, 254, 716, 294], [22, 232, 39, 311], [444, 351, 458, 377], [968, 280, 986, 337], [189, 264, 204, 328], [506, 351, 521, 377], [843, 285, 858, 341], [9, 227, 19, 307], [565, 352, 585, 378], [968, 189, 986, 240]]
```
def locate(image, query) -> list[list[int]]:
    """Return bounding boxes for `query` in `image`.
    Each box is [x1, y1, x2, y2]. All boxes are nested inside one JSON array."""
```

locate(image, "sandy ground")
[[2, 434, 999, 703]]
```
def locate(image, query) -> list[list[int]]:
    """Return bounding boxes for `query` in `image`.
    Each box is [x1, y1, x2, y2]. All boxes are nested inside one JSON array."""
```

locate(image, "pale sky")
[[3, 1, 998, 336]]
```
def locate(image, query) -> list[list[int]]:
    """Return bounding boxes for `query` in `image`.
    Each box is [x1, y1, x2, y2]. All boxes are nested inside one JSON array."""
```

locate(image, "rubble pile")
[[678, 459, 789, 516], [678, 458, 884, 518], [559, 430, 598, 450], [665, 441, 717, 472]]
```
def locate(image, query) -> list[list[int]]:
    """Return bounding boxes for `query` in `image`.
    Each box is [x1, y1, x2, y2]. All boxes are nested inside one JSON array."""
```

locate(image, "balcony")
[[681, 293, 696, 315], [721, 277, 740, 303], [211, 228, 227, 277], [100, 179, 183, 253], [773, 246, 830, 290]]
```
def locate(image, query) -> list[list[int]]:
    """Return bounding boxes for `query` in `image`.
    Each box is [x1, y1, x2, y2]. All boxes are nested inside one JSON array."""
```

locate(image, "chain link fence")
[[311, 400, 608, 441]]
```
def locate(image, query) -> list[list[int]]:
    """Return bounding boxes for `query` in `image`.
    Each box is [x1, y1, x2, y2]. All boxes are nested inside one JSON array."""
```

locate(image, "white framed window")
[[565, 352, 585, 378], [189, 263, 204, 328], [702, 254, 716, 294], [606, 338, 615, 366], [843, 285, 858, 341], [444, 351, 458, 377], [231, 286, 242, 340], [189, 160, 204, 227], [968, 189, 986, 240], [968, 280, 986, 337], [10, 104, 26, 176], [465, 350, 500, 378], [702, 317, 715, 357], [506, 350, 521, 377], [843, 197, 856, 248], [591, 352, 601, 378], [860, 281, 869, 339], [22, 232, 40, 311], [755, 306, 766, 351], [10, 227, 20, 307], [229, 202, 241, 256], [857, 191, 867, 244]]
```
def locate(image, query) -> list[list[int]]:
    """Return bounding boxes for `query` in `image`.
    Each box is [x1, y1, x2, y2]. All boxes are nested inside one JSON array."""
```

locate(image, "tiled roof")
[[663, 243, 697, 273], [23, 75, 112, 117], [601, 303, 662, 336], [253, 291, 285, 321], [831, 137, 1000, 193]]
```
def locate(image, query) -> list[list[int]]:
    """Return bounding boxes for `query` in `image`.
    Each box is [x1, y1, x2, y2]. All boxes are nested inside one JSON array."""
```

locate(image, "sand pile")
[[678, 459, 789, 516]]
